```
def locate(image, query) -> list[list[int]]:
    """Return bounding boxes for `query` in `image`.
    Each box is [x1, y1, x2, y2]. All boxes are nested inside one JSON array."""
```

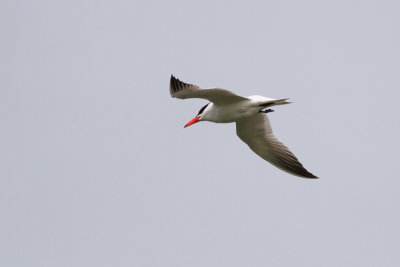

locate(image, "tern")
[[170, 75, 317, 179]]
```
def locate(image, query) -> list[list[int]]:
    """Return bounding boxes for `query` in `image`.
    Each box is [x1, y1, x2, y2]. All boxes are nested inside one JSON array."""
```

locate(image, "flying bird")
[[169, 75, 317, 179]]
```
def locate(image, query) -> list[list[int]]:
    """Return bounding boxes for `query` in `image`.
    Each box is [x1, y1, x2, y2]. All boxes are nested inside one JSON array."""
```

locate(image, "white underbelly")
[[208, 103, 257, 123]]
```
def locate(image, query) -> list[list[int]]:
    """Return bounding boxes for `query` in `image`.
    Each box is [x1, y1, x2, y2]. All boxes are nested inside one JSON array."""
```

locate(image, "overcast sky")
[[1, 0, 400, 266]]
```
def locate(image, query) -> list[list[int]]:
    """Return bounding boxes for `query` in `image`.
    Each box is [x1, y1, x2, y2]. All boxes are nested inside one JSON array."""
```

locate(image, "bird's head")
[[184, 103, 210, 128]]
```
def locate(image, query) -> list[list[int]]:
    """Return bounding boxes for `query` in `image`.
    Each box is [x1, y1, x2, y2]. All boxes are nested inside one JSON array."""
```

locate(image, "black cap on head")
[[197, 103, 210, 116]]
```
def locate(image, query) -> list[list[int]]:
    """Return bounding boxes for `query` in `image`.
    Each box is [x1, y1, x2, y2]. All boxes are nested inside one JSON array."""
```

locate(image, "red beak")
[[184, 116, 199, 128]]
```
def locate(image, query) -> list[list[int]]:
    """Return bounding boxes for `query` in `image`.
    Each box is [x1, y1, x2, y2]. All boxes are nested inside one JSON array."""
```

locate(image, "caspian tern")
[[170, 75, 317, 179]]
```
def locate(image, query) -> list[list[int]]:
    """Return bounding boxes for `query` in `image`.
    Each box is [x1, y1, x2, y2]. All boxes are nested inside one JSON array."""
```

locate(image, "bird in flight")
[[169, 75, 317, 179]]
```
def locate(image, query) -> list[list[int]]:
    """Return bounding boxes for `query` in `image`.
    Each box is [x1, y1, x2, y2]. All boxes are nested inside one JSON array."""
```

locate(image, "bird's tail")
[[259, 98, 292, 107]]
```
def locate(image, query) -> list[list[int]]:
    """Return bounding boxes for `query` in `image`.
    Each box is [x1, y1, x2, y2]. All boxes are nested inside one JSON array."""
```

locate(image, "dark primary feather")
[[170, 75, 198, 95]]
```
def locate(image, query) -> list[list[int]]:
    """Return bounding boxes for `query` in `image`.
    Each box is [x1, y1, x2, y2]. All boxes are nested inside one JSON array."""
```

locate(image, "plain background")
[[1, 0, 400, 266]]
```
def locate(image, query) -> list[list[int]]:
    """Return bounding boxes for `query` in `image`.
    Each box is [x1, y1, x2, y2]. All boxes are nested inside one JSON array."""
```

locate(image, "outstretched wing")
[[236, 113, 317, 178], [170, 75, 248, 105]]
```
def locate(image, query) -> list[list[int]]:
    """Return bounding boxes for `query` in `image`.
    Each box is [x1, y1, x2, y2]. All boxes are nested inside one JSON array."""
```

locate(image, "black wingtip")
[[304, 173, 318, 179], [296, 168, 318, 179], [170, 75, 194, 94], [170, 74, 177, 86], [170, 75, 181, 93]]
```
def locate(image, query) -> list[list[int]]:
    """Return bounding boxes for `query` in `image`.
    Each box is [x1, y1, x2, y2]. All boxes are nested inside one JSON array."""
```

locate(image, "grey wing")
[[236, 113, 317, 179], [170, 75, 248, 105]]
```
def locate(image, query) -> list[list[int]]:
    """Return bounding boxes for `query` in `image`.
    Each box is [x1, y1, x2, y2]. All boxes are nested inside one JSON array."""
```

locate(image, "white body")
[[201, 95, 277, 123]]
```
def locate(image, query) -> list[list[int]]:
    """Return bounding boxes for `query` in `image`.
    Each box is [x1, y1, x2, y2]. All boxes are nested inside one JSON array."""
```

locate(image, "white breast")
[[202, 100, 259, 123]]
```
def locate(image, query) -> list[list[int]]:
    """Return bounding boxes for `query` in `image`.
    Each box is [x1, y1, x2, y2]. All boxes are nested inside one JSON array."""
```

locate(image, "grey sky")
[[1, 0, 400, 266]]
